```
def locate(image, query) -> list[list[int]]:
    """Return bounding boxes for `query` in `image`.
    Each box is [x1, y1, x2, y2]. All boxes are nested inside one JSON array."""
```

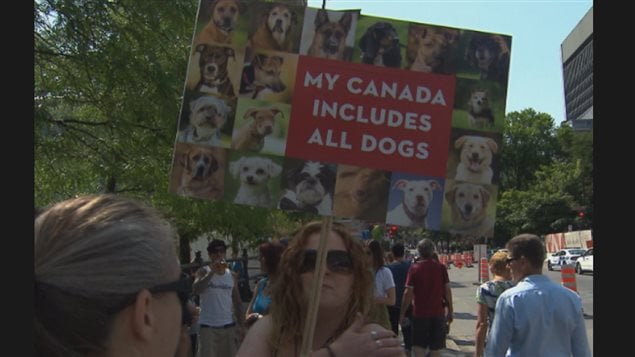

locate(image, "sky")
[[307, 0, 593, 124]]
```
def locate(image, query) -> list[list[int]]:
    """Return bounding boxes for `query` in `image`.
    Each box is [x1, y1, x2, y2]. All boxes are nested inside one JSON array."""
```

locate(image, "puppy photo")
[[304, 9, 356, 61], [239, 52, 287, 100], [171, 143, 226, 200], [406, 24, 460, 73], [386, 178, 442, 228], [332, 164, 391, 222], [444, 181, 495, 237], [191, 44, 236, 96], [278, 160, 336, 215], [247, 3, 298, 52], [359, 21, 402, 68], [464, 33, 511, 84], [229, 155, 282, 207], [454, 135, 498, 184], [179, 95, 232, 147], [231, 105, 283, 152], [195, 0, 244, 45], [466, 90, 495, 128]]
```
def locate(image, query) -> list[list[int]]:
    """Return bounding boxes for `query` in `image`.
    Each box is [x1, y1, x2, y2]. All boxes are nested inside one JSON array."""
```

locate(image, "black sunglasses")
[[111, 274, 192, 314], [300, 249, 354, 274], [505, 256, 520, 264], [148, 274, 192, 307]]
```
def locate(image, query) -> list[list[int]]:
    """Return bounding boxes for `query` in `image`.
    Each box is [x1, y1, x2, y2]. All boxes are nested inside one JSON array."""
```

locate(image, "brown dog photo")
[[441, 179, 497, 237], [406, 24, 460, 74], [245, 2, 301, 53], [300, 8, 358, 61], [464, 32, 511, 84], [231, 99, 289, 155], [238, 50, 297, 103], [194, 0, 246, 46], [186, 43, 238, 97], [170, 142, 227, 200], [332, 164, 391, 222]]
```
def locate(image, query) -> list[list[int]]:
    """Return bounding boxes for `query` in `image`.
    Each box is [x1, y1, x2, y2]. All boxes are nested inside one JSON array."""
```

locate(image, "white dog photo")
[[386, 179, 441, 228], [229, 155, 282, 207], [278, 161, 336, 215], [454, 135, 498, 184], [179, 95, 232, 147]]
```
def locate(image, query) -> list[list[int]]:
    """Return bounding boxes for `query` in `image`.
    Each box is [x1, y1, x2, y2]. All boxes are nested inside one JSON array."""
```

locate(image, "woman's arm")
[[475, 302, 488, 357], [235, 314, 273, 357]]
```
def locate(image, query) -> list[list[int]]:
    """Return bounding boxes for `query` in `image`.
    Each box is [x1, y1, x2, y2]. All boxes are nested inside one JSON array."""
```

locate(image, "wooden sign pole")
[[299, 216, 332, 357]]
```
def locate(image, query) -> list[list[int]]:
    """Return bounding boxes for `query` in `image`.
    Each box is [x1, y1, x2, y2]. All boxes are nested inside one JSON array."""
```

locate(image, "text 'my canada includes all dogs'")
[[170, 0, 512, 237]]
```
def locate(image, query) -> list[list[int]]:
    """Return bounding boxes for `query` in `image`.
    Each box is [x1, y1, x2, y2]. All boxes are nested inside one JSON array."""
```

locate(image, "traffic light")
[[389, 225, 398, 238], [578, 210, 585, 218]]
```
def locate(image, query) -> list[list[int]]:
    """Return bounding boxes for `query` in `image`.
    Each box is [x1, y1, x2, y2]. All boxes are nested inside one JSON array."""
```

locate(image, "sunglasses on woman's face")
[[300, 249, 353, 274]]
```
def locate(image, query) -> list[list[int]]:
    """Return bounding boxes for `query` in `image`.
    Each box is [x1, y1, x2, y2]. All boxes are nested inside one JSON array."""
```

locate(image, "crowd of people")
[[35, 193, 591, 357]]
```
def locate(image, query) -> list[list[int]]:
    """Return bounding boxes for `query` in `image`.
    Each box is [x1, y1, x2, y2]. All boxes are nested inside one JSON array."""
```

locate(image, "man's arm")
[[399, 286, 414, 323], [231, 271, 245, 329], [192, 267, 212, 295], [445, 282, 454, 324]]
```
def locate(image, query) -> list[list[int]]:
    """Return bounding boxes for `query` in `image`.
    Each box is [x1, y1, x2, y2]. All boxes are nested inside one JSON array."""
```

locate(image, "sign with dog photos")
[[169, 0, 511, 237]]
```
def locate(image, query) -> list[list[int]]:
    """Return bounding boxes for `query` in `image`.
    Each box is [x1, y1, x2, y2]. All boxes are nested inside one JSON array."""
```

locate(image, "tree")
[[499, 109, 560, 191]]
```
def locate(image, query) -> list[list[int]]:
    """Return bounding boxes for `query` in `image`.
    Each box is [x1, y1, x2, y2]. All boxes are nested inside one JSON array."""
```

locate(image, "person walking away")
[[399, 238, 453, 357], [193, 239, 246, 357], [474, 251, 514, 357], [387, 242, 413, 354], [485, 234, 591, 357], [366, 239, 396, 331]]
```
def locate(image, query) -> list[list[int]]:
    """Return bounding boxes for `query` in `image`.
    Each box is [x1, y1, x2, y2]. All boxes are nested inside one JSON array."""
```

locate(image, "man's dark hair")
[[506, 234, 546, 268], [207, 239, 227, 254], [391, 242, 405, 258]]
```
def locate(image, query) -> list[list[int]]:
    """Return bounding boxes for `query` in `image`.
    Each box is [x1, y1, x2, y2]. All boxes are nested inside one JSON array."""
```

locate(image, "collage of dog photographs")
[[169, 1, 512, 237]]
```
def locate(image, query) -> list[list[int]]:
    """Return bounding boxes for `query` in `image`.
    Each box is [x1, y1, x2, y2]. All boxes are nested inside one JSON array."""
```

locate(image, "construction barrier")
[[479, 257, 489, 283], [561, 264, 578, 293], [440, 254, 449, 268], [455, 255, 464, 269], [463, 253, 473, 267]]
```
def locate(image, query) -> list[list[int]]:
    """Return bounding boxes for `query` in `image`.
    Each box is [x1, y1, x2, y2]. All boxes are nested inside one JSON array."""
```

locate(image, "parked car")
[[547, 248, 587, 271], [575, 248, 593, 274]]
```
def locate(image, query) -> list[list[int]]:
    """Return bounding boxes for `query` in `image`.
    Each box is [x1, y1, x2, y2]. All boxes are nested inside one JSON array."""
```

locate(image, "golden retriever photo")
[[406, 24, 460, 74], [301, 8, 357, 61], [454, 135, 498, 184], [444, 181, 495, 237], [195, 0, 245, 45], [247, 3, 299, 53], [332, 164, 391, 222], [170, 143, 226, 200], [464, 32, 511, 84]]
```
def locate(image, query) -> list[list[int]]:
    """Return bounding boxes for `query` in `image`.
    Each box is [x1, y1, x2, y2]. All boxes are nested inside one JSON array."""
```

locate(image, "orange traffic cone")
[[479, 257, 489, 283], [561, 264, 578, 293]]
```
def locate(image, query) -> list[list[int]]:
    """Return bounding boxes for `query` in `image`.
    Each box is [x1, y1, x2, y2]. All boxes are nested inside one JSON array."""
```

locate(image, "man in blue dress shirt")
[[485, 234, 591, 357]]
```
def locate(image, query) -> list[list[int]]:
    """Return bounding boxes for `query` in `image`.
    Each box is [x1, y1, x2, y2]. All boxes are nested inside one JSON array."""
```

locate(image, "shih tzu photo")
[[278, 160, 336, 215]]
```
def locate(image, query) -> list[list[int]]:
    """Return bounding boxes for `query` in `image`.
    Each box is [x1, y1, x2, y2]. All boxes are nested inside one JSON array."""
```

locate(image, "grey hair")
[[34, 194, 179, 356], [417, 238, 436, 259]]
